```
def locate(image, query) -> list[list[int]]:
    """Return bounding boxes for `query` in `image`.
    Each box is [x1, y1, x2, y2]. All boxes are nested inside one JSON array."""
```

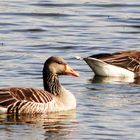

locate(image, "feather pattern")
[[43, 72, 62, 96], [90, 50, 140, 76], [0, 88, 55, 114]]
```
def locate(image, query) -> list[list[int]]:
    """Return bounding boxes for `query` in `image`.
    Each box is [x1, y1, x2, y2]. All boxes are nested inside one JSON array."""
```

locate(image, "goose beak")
[[64, 64, 79, 77]]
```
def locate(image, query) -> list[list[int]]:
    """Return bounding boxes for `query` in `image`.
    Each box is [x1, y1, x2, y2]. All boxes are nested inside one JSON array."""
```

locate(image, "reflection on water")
[[0, 111, 77, 140], [0, 0, 140, 139], [92, 75, 140, 85]]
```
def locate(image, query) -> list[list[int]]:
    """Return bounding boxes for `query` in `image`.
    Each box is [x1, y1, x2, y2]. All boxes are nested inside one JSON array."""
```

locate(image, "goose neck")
[[43, 72, 62, 96]]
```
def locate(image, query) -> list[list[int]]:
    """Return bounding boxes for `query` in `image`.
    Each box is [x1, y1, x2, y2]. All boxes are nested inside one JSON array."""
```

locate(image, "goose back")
[[90, 50, 140, 74]]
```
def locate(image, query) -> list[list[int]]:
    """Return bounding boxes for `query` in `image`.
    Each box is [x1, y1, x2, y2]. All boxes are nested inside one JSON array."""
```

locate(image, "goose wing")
[[0, 88, 53, 113], [91, 51, 140, 73]]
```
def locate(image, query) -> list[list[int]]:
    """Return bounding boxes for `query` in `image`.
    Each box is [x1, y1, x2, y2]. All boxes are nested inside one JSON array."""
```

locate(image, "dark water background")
[[0, 0, 140, 139]]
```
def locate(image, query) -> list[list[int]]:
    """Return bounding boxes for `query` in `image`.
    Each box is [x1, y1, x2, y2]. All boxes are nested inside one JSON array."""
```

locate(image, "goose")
[[0, 56, 79, 114], [84, 50, 140, 78]]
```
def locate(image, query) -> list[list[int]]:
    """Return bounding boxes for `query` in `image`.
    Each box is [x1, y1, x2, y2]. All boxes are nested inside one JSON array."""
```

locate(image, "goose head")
[[43, 56, 79, 77]]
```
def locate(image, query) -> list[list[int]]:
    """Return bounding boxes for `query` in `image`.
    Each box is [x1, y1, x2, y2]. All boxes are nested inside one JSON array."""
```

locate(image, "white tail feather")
[[0, 107, 7, 114]]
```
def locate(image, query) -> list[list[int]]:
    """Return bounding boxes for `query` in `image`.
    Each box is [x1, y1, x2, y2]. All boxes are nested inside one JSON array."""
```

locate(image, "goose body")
[[0, 56, 79, 114], [84, 50, 140, 78]]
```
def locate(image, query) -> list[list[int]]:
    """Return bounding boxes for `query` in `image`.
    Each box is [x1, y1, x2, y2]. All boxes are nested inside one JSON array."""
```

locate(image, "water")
[[0, 0, 140, 139]]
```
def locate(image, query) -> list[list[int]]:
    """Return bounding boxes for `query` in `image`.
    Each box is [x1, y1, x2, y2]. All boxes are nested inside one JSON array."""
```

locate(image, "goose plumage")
[[84, 50, 140, 78], [0, 56, 79, 114]]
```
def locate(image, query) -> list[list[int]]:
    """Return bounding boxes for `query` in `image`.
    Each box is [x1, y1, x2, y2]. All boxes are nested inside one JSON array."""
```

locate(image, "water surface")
[[0, 0, 140, 139]]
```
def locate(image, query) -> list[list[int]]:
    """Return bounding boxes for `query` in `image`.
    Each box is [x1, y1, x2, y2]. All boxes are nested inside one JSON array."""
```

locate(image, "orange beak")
[[64, 64, 79, 77]]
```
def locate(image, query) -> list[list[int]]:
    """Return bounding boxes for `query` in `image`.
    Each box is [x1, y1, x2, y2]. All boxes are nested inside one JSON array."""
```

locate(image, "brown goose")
[[0, 56, 79, 114], [84, 50, 140, 78]]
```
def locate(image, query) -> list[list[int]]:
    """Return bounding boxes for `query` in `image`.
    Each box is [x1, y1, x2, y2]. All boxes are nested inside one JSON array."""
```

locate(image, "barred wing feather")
[[104, 56, 140, 73], [91, 51, 140, 74], [0, 88, 53, 114]]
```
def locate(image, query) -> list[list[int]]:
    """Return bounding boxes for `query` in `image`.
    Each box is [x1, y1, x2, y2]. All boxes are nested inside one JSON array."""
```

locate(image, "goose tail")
[[0, 106, 7, 114]]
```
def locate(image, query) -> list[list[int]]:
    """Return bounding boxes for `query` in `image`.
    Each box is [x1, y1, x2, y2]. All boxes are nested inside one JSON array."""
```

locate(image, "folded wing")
[[0, 88, 53, 114], [91, 51, 140, 74]]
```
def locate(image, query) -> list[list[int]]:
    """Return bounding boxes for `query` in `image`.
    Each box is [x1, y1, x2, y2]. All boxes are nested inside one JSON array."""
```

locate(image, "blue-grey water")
[[0, 0, 140, 139]]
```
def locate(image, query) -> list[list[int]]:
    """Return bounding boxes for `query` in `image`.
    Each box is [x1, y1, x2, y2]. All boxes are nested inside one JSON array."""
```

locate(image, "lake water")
[[0, 0, 140, 139]]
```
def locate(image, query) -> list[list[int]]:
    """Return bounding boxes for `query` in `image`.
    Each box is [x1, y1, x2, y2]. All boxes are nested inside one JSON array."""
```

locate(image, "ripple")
[[0, 23, 17, 26], [32, 3, 82, 7], [32, 3, 140, 8], [88, 3, 140, 8], [0, 12, 75, 17], [1, 0, 140, 140], [12, 28, 46, 32]]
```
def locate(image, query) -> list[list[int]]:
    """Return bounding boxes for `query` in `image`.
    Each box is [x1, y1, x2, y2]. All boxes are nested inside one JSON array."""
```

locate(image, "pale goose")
[[84, 50, 140, 78], [0, 56, 79, 114]]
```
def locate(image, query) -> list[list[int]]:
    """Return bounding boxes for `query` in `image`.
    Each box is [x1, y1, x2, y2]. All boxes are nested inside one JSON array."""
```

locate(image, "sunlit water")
[[0, 0, 140, 139]]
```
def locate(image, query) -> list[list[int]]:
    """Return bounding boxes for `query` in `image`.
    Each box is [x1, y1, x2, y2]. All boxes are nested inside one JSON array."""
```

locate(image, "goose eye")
[[57, 62, 63, 64]]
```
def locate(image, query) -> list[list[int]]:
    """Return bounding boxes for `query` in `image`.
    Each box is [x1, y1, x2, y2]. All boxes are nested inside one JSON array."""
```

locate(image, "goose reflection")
[[88, 76, 140, 108], [91, 75, 140, 85], [0, 110, 77, 140]]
